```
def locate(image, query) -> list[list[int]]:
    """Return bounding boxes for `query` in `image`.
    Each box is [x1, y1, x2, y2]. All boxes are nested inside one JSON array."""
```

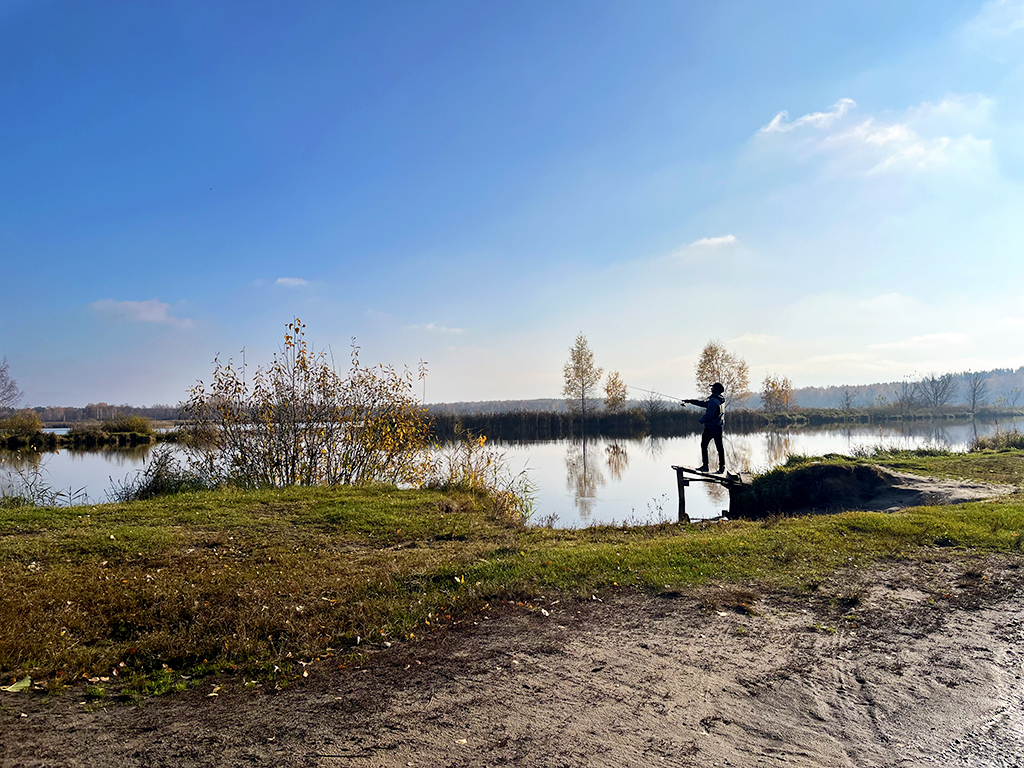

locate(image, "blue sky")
[[2, 0, 1022, 406]]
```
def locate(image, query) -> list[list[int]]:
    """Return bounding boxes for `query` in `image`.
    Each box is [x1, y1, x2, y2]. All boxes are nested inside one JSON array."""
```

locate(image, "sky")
[[2, 0, 1022, 407]]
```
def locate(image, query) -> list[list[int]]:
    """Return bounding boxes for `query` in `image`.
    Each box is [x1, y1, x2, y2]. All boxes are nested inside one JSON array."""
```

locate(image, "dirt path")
[[4, 552, 1024, 767]]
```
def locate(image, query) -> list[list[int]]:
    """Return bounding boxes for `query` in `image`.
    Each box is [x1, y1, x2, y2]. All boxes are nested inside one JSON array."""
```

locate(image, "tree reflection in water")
[[764, 431, 794, 466], [605, 441, 629, 481], [639, 435, 667, 462], [564, 438, 606, 521]]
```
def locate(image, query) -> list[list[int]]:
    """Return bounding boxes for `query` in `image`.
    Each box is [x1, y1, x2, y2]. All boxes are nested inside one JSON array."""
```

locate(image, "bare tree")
[[562, 333, 603, 417], [895, 378, 920, 416], [761, 374, 794, 414], [695, 341, 750, 404], [839, 389, 857, 412], [965, 372, 989, 415], [0, 358, 22, 411], [1009, 387, 1022, 409], [640, 392, 665, 421], [603, 371, 628, 412], [920, 372, 958, 409]]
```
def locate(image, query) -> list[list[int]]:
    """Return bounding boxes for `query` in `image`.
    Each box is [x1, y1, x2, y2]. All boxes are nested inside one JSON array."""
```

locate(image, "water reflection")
[[764, 432, 793, 466], [0, 449, 44, 473], [605, 441, 629, 481], [65, 444, 157, 466], [639, 436, 668, 462], [564, 439, 606, 521], [724, 439, 752, 473], [1, 444, 163, 502]]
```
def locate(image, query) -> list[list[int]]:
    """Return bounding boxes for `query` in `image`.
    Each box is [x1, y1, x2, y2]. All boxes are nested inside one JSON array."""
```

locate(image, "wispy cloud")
[[870, 332, 969, 351], [411, 322, 464, 334], [688, 234, 737, 248], [90, 299, 193, 328], [758, 98, 856, 134], [996, 316, 1024, 331], [275, 277, 308, 287], [755, 96, 994, 177], [962, 0, 1024, 39]]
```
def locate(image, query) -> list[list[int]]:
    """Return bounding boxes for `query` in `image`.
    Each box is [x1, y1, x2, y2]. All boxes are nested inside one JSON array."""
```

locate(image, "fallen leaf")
[[1, 676, 31, 693]]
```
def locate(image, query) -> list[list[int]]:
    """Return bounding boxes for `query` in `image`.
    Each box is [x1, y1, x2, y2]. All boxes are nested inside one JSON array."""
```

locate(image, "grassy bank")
[[2, 450, 1023, 699], [783, 445, 1024, 486]]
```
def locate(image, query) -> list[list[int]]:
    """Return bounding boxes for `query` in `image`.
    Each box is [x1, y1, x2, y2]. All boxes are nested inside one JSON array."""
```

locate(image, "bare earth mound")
[[3, 553, 1024, 767]]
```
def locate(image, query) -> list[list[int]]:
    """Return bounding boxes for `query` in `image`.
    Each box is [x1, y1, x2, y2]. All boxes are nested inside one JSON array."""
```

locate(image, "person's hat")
[[711, 382, 725, 394]]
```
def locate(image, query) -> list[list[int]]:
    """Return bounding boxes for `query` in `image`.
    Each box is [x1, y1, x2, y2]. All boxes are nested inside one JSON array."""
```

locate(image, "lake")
[[3, 419, 1020, 525]]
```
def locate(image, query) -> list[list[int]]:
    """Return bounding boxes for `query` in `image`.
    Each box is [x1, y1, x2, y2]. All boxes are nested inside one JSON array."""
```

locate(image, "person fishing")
[[682, 382, 726, 473]]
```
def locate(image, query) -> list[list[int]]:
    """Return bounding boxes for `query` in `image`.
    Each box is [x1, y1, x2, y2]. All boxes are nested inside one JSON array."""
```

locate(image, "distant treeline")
[[27, 403, 179, 425], [762, 367, 1024, 410], [427, 367, 1024, 414], [429, 405, 1011, 442]]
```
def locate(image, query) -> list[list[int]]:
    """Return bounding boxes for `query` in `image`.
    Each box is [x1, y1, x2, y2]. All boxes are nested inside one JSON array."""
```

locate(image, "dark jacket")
[[699, 394, 725, 428]]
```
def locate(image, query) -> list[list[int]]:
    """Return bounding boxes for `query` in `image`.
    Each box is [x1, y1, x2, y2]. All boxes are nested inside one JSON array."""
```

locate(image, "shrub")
[[0, 409, 42, 437], [101, 415, 153, 435], [180, 318, 433, 488], [970, 428, 1024, 452], [67, 422, 104, 438]]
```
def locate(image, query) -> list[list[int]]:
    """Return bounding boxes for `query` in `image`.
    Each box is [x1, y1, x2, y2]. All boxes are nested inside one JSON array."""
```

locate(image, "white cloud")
[[754, 96, 995, 178], [275, 277, 308, 287], [962, 0, 1024, 39], [758, 98, 856, 134], [411, 322, 464, 334], [90, 299, 192, 328], [688, 234, 737, 248], [996, 316, 1024, 331], [870, 332, 969, 351]]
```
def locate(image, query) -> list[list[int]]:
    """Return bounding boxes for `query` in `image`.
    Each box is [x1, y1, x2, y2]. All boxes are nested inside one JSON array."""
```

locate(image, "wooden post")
[[675, 468, 689, 523]]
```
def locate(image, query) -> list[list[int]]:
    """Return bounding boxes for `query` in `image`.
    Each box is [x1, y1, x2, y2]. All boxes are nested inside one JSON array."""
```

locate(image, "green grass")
[[3, 461, 1024, 697]]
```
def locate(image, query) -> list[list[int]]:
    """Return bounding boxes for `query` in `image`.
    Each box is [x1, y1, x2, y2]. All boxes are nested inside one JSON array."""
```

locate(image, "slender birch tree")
[[562, 333, 603, 417], [604, 370, 627, 412]]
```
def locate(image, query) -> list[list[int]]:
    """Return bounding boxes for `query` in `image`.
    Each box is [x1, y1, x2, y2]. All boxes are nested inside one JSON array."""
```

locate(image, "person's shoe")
[[697, 464, 709, 472], [715, 466, 725, 474]]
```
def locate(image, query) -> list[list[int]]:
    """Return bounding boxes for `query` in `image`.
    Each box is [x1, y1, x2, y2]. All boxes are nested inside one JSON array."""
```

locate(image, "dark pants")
[[701, 425, 724, 471]]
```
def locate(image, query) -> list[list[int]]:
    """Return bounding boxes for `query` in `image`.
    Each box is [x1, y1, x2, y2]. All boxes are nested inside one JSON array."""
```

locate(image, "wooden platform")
[[670, 465, 746, 523]]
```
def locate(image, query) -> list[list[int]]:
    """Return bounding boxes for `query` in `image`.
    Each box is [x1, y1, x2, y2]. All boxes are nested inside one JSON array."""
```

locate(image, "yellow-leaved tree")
[[604, 371, 628, 412], [761, 374, 795, 414], [695, 341, 750, 404], [562, 333, 603, 417]]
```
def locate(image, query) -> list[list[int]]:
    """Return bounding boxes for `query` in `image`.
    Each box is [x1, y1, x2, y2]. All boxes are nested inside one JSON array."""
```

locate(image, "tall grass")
[[106, 446, 211, 502], [971, 428, 1024, 452], [0, 456, 88, 508], [424, 430, 534, 523]]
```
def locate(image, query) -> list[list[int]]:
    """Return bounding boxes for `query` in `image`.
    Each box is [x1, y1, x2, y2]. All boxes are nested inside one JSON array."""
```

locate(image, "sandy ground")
[[3, 552, 1024, 768]]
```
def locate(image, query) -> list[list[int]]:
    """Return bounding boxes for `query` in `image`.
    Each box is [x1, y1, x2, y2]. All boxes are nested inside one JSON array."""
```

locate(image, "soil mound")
[[729, 463, 1015, 519]]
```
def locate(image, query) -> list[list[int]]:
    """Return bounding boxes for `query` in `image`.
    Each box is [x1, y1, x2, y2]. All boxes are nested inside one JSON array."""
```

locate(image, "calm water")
[[4, 420, 1020, 525], [496, 419, 1023, 527]]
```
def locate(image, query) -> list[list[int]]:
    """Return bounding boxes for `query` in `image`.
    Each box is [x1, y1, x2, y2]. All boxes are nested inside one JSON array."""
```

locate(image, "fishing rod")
[[628, 384, 730, 407], [628, 385, 688, 402]]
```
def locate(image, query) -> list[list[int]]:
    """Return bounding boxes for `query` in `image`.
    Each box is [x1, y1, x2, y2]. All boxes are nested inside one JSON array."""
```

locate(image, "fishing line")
[[627, 384, 686, 401]]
